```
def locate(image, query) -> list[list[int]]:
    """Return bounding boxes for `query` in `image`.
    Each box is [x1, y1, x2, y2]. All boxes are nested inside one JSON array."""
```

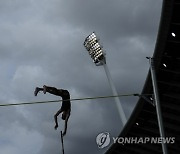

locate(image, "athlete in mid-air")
[[34, 85, 71, 136]]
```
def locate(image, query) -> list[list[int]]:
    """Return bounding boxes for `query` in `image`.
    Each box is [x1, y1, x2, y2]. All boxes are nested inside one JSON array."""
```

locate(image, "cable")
[[0, 93, 151, 107]]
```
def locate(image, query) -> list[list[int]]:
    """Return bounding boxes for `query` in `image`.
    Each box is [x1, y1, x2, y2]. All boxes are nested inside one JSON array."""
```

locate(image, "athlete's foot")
[[34, 87, 40, 96], [43, 85, 47, 94]]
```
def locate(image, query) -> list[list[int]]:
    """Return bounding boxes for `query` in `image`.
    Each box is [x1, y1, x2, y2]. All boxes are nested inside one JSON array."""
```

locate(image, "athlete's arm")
[[63, 112, 70, 136]]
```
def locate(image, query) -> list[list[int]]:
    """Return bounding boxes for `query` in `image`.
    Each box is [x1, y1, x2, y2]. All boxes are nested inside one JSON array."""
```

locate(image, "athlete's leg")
[[62, 109, 70, 136], [54, 108, 63, 130], [43, 85, 62, 96]]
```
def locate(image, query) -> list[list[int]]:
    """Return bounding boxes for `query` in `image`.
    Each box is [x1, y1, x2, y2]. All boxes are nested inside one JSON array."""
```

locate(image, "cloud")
[[0, 121, 43, 154], [0, 0, 162, 154]]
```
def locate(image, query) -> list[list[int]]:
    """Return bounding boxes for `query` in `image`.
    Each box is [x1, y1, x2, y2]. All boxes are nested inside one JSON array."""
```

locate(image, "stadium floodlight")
[[83, 32, 127, 126], [84, 32, 106, 65], [171, 32, 176, 37]]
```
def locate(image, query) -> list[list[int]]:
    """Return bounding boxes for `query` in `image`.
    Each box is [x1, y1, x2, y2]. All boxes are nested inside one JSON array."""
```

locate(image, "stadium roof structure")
[[106, 0, 180, 153]]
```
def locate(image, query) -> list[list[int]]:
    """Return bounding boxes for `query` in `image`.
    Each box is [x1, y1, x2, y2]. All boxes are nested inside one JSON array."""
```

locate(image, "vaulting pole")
[[60, 131, 65, 154]]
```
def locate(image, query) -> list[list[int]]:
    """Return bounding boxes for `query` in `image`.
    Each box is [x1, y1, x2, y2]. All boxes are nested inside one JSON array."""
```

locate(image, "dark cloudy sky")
[[0, 0, 162, 154]]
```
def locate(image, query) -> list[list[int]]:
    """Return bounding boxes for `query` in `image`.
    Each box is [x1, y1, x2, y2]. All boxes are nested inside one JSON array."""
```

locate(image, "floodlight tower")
[[84, 32, 127, 126]]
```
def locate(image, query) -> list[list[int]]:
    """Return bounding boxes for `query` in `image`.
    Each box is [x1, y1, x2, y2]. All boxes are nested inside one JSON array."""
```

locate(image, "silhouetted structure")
[[106, 0, 180, 153]]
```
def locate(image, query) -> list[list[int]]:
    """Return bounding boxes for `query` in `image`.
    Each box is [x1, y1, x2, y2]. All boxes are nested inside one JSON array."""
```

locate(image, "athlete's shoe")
[[34, 87, 40, 96], [43, 85, 47, 94]]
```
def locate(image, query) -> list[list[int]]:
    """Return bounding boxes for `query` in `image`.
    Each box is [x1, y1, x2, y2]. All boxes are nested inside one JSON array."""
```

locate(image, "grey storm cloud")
[[0, 0, 162, 154]]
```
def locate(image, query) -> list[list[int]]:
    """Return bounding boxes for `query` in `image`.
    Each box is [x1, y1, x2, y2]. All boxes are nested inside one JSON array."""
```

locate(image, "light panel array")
[[84, 32, 105, 64]]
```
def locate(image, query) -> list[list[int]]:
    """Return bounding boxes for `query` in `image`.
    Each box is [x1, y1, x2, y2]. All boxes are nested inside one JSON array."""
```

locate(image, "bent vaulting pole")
[[148, 57, 168, 154]]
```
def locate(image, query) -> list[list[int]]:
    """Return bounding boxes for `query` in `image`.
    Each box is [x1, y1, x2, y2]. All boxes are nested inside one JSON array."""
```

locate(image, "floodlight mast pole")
[[83, 32, 127, 126], [147, 57, 168, 154], [101, 58, 127, 126]]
